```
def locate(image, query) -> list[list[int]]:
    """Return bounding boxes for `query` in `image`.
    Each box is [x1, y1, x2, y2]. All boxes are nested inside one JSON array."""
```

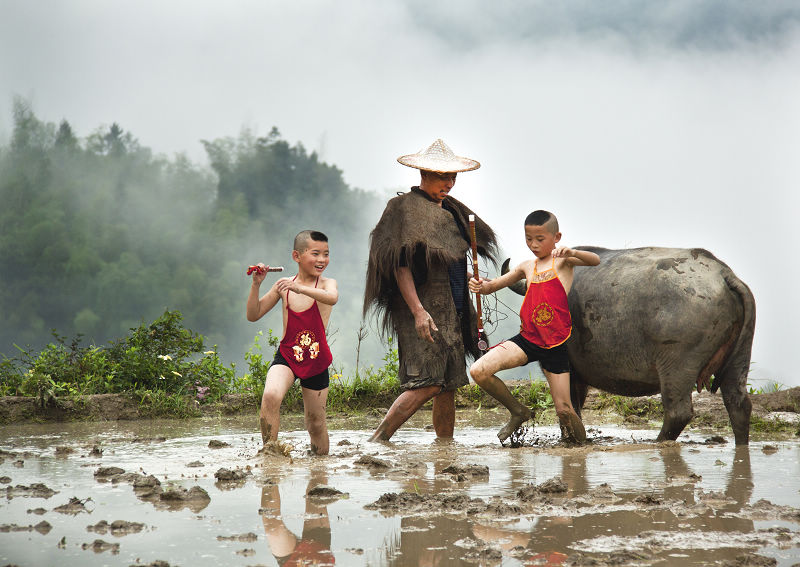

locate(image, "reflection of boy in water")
[[260, 473, 335, 566]]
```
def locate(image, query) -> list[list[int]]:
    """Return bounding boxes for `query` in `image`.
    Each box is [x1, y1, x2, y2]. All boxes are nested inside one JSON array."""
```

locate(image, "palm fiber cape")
[[363, 188, 498, 363]]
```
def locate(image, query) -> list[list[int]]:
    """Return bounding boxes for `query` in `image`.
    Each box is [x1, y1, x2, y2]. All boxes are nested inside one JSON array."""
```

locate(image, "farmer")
[[364, 139, 498, 441]]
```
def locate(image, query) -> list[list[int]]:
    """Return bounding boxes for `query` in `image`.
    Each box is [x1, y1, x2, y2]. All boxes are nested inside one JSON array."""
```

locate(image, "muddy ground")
[[1, 386, 799, 567]]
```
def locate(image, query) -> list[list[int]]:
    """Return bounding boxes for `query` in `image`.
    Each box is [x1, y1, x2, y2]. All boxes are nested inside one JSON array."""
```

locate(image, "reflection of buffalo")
[[506, 247, 755, 444]]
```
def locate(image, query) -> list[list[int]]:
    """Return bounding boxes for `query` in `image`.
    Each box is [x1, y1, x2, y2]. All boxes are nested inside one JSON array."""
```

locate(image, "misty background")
[[1, 1, 797, 387]]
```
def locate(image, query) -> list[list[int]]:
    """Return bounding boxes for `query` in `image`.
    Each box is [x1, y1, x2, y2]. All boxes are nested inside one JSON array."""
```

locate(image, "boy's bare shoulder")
[[320, 275, 337, 288], [516, 259, 535, 277]]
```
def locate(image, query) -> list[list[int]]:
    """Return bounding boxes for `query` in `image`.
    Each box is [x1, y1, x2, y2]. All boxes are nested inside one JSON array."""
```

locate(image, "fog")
[[1, 0, 798, 387]]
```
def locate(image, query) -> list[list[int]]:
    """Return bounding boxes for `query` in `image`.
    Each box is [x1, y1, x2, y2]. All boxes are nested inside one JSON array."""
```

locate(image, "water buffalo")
[[504, 247, 755, 444]]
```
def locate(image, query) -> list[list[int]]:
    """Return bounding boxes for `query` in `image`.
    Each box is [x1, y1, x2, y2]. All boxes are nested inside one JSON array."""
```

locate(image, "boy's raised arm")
[[554, 247, 600, 267], [246, 268, 281, 321]]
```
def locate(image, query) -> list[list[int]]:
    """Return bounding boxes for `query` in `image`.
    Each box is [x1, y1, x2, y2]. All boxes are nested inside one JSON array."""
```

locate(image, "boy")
[[468, 211, 599, 445], [247, 230, 338, 455]]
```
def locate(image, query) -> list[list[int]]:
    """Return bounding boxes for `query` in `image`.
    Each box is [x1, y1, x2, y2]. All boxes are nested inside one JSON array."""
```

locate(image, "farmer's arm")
[[396, 266, 437, 343]]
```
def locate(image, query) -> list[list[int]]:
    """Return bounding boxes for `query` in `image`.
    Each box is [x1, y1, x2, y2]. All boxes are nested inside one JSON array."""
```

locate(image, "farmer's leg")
[[432, 389, 455, 438], [260, 364, 295, 444], [470, 341, 532, 442], [369, 385, 441, 442]]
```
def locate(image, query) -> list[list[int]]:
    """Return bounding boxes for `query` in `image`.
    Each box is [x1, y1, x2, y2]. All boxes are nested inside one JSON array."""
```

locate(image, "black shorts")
[[271, 350, 330, 391], [506, 334, 571, 375]]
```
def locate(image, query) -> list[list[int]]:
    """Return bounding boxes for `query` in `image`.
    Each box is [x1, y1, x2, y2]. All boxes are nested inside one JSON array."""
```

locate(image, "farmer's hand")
[[413, 309, 438, 343]]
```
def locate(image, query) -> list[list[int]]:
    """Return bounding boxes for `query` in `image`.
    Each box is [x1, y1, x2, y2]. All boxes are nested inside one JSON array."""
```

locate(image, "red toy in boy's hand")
[[246, 265, 284, 275]]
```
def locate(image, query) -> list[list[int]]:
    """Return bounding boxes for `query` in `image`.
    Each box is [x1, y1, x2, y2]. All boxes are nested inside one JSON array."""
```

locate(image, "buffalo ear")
[[501, 258, 527, 297]]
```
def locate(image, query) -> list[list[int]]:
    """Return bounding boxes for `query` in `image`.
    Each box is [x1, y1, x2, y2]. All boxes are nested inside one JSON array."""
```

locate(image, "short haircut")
[[293, 230, 328, 252], [524, 210, 559, 234]]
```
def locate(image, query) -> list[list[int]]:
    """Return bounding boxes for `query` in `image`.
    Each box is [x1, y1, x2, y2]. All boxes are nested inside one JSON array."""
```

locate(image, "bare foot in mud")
[[558, 410, 586, 445], [497, 408, 532, 443], [257, 440, 293, 458]]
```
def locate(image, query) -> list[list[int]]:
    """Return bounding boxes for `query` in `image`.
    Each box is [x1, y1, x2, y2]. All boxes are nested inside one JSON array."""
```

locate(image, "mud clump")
[[5, 483, 57, 499], [55, 496, 92, 515], [720, 552, 778, 566], [440, 463, 489, 481], [208, 439, 230, 449], [634, 493, 663, 505], [517, 477, 568, 501], [133, 474, 161, 489], [82, 539, 120, 554], [94, 466, 144, 485], [354, 455, 391, 470], [55, 446, 75, 457], [214, 467, 250, 482], [257, 440, 293, 458], [216, 532, 258, 542], [87, 520, 145, 536], [567, 549, 653, 566], [94, 466, 125, 479], [743, 499, 800, 522], [0, 521, 52, 534], [156, 485, 211, 512], [366, 491, 487, 515], [307, 484, 346, 499]]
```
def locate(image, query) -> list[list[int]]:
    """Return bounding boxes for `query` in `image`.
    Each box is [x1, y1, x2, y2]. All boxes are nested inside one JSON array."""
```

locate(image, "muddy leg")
[[432, 389, 455, 438], [369, 385, 440, 442], [543, 369, 586, 445], [260, 365, 295, 445], [302, 386, 329, 455], [469, 343, 531, 443]]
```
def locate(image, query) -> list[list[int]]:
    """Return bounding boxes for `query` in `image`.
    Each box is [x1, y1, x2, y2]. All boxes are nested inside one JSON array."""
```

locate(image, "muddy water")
[[1, 412, 799, 567]]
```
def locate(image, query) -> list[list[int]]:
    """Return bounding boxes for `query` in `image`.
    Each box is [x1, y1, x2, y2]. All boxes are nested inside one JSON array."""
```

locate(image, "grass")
[[594, 392, 664, 419]]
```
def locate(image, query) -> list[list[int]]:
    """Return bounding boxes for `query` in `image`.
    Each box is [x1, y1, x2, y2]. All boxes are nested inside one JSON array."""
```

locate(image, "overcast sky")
[[1, 0, 798, 387]]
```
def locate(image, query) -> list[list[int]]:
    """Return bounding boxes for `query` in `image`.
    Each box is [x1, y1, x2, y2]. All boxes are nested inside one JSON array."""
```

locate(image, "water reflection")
[[380, 444, 767, 566], [260, 468, 335, 566]]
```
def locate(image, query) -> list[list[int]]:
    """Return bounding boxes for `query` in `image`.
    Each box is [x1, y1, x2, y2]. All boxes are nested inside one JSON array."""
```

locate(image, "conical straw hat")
[[397, 139, 480, 173]]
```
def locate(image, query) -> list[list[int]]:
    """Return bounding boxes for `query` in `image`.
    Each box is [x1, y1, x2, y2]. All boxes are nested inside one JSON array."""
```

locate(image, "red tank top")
[[519, 258, 572, 348], [278, 277, 333, 378]]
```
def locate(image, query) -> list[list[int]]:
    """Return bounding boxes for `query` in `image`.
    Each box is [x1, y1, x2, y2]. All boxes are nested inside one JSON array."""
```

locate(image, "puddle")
[[1, 412, 799, 566]]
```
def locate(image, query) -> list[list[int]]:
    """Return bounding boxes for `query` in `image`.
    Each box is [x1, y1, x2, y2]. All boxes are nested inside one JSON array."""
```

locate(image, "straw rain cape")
[[363, 188, 498, 362]]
